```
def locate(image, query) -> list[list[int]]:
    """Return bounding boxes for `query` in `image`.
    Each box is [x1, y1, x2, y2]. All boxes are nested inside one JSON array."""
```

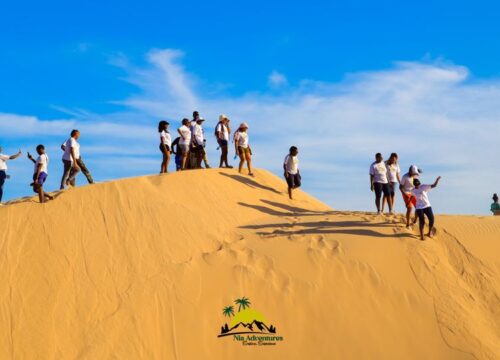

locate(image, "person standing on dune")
[[27, 145, 53, 203], [60, 130, 83, 189], [0, 147, 22, 205], [178, 118, 192, 170], [384, 153, 401, 214], [190, 111, 211, 169], [491, 193, 500, 215], [411, 176, 442, 240], [400, 165, 421, 229], [369, 153, 390, 215], [158, 120, 171, 174], [171, 136, 182, 171], [192, 117, 206, 169], [284, 146, 301, 200], [216, 114, 232, 168], [234, 122, 254, 176]]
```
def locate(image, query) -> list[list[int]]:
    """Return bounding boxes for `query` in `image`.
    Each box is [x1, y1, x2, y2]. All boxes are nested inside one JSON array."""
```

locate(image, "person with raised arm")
[[0, 146, 22, 205], [411, 176, 442, 240], [28, 145, 53, 203]]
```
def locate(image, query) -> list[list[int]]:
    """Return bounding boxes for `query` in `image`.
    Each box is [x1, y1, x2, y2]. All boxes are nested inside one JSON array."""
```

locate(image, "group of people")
[[0, 129, 94, 204], [158, 111, 255, 176], [369, 152, 442, 241]]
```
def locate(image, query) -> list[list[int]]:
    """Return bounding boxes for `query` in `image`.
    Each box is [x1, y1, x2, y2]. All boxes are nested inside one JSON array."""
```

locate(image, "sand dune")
[[0, 169, 499, 359]]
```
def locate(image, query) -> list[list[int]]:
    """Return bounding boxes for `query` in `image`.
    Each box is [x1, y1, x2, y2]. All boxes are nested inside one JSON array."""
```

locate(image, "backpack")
[[214, 121, 223, 139]]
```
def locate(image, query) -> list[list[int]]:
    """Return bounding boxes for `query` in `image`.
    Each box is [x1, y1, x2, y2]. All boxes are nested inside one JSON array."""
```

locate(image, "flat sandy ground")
[[0, 169, 499, 359]]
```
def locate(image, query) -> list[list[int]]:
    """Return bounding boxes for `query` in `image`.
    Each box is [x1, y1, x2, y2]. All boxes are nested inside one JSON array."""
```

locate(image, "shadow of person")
[[219, 172, 281, 194]]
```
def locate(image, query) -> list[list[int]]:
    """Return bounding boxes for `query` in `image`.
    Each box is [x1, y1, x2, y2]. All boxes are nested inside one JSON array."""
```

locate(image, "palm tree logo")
[[222, 305, 235, 317], [234, 297, 251, 312]]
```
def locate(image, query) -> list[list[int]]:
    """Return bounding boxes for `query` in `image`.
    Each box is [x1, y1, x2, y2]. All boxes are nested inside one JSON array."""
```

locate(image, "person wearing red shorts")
[[399, 165, 421, 229]]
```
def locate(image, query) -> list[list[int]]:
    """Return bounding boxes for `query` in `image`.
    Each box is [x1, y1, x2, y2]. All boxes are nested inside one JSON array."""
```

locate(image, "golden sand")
[[0, 169, 499, 359]]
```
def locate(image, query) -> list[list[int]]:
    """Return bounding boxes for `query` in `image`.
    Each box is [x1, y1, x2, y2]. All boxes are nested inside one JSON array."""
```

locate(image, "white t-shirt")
[[412, 185, 432, 209], [235, 131, 249, 148], [192, 124, 204, 145], [386, 163, 401, 183], [178, 125, 192, 145], [0, 154, 9, 171], [216, 123, 229, 141], [35, 154, 49, 174], [284, 155, 299, 175], [400, 173, 417, 193], [160, 130, 172, 147], [369, 161, 388, 184], [62, 137, 80, 162]]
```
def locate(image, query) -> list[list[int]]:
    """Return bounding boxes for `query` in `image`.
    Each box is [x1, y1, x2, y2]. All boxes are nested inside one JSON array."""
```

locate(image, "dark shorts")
[[218, 139, 228, 147], [179, 144, 190, 154], [195, 144, 206, 156], [159, 144, 171, 153], [286, 173, 302, 189], [33, 172, 48, 186], [374, 182, 390, 198]]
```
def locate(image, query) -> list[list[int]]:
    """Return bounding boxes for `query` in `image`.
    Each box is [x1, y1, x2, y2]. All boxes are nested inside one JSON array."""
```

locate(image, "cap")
[[409, 165, 422, 176], [219, 114, 228, 122], [239, 122, 249, 129]]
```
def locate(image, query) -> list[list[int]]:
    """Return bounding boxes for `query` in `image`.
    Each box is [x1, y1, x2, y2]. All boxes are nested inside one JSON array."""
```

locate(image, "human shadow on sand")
[[238, 202, 330, 217], [219, 172, 282, 194], [254, 226, 406, 239]]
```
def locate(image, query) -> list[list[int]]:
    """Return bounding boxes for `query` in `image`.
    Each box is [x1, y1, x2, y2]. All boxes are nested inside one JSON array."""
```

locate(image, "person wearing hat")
[[216, 114, 233, 168], [411, 176, 442, 240], [190, 111, 211, 169], [369, 153, 391, 215], [192, 117, 207, 169], [177, 118, 192, 170], [399, 165, 422, 229], [234, 122, 254, 176], [0, 146, 22, 205], [491, 194, 500, 215], [158, 120, 171, 173]]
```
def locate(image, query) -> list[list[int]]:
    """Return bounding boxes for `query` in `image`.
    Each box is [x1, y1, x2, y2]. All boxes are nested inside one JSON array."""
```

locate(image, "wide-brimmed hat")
[[493, 193, 499, 201], [409, 165, 422, 176], [239, 122, 249, 129], [219, 114, 229, 122], [197, 117, 205, 122]]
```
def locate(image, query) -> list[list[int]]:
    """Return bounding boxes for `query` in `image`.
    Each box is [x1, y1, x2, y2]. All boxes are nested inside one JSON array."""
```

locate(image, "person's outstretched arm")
[[431, 176, 442, 188], [27, 152, 36, 164], [9, 150, 22, 160]]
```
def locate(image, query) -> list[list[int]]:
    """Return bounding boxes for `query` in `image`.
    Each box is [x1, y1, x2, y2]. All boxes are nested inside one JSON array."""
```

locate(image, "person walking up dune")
[[234, 122, 254, 176], [384, 153, 401, 214], [216, 114, 233, 168], [411, 176, 442, 240], [158, 120, 171, 174], [284, 146, 301, 200], [0, 147, 22, 205], [60, 130, 81, 189], [28, 145, 53, 203], [400, 165, 421, 229], [178, 119, 192, 170], [60, 131, 94, 187], [491, 193, 500, 215], [369, 153, 390, 215]]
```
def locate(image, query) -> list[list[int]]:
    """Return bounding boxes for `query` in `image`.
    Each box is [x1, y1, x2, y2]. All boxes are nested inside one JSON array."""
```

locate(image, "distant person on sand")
[[158, 120, 171, 174], [383, 153, 401, 214], [369, 153, 390, 215], [60, 130, 82, 189], [0, 147, 22, 205], [284, 146, 301, 200], [400, 165, 421, 229], [171, 136, 182, 171], [491, 194, 500, 215], [192, 117, 207, 169], [190, 111, 211, 169], [411, 176, 442, 240], [216, 114, 233, 168], [178, 118, 192, 170], [234, 122, 254, 176], [27, 145, 53, 203]]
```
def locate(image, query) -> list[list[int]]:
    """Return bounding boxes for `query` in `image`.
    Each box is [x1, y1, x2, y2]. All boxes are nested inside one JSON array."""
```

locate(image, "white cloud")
[[2, 50, 500, 214], [268, 70, 288, 88]]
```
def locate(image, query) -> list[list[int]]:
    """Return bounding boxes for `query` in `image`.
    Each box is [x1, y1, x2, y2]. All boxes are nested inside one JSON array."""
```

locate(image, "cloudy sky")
[[1, 0, 499, 214]]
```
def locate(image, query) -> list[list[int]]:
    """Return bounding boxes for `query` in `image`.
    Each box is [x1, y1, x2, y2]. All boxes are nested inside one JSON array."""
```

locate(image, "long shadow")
[[257, 227, 406, 239], [241, 220, 395, 230], [219, 172, 281, 194], [259, 199, 331, 214], [238, 202, 328, 217]]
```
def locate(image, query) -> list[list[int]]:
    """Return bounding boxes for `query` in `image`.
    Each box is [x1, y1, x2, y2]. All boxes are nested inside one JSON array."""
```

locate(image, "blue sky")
[[1, 0, 500, 214]]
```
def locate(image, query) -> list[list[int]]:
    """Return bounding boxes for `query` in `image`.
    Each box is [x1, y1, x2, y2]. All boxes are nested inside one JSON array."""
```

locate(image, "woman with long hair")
[[158, 120, 171, 174]]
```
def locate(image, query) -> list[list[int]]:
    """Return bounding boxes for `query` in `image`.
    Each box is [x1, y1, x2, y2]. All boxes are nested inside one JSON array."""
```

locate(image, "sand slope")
[[0, 169, 499, 359]]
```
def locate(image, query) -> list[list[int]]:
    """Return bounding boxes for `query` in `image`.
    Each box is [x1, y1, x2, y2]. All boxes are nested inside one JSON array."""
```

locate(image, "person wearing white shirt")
[[399, 165, 421, 229], [192, 118, 206, 169], [411, 176, 442, 240], [383, 153, 401, 214], [158, 120, 172, 174], [60, 129, 82, 189], [234, 122, 254, 176], [61, 134, 94, 187], [369, 153, 390, 215], [283, 146, 301, 200], [190, 111, 211, 169], [216, 114, 233, 168], [177, 118, 192, 170], [27, 144, 53, 203], [0, 147, 22, 204]]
